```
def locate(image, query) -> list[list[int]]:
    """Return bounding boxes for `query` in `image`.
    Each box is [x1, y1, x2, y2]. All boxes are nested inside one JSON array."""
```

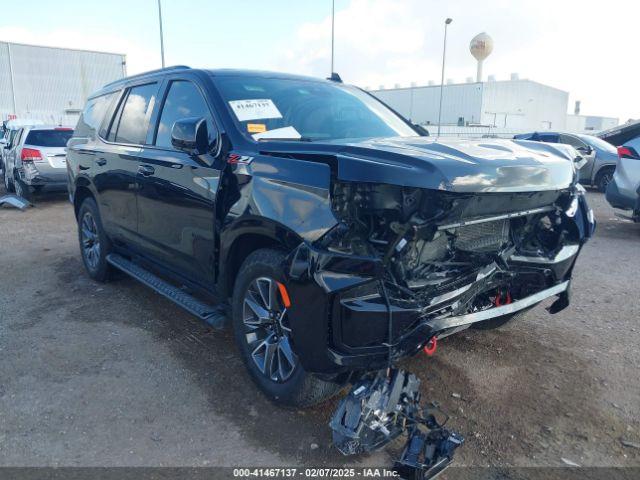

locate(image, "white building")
[[566, 114, 619, 134], [372, 78, 568, 133], [0, 41, 126, 126], [371, 78, 618, 136]]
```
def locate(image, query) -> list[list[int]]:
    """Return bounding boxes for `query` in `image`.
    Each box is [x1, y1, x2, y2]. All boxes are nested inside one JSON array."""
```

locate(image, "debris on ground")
[[620, 439, 640, 449], [330, 368, 464, 479], [0, 194, 31, 210], [561, 457, 581, 467]]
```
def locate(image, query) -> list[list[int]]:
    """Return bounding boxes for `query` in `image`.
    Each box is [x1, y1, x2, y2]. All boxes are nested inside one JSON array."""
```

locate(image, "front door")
[[135, 79, 222, 287]]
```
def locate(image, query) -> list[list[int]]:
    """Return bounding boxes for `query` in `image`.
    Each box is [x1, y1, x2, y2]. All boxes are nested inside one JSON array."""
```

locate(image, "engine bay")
[[324, 181, 582, 320]]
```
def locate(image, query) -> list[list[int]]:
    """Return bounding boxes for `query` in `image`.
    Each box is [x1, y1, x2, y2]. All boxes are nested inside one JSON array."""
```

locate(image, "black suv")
[[67, 66, 594, 407]]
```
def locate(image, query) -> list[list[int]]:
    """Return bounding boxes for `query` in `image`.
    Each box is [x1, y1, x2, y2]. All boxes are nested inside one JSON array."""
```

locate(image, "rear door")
[[134, 75, 223, 287], [95, 82, 160, 245]]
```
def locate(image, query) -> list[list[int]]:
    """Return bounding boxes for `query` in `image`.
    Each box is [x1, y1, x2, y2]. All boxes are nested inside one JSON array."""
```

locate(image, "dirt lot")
[[1, 186, 639, 470]]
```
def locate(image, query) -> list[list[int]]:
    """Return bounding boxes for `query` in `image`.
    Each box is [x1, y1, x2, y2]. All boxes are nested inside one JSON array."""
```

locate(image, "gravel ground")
[[1, 186, 639, 470]]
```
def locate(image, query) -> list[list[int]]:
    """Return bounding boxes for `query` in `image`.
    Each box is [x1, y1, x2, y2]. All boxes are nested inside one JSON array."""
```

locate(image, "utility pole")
[[437, 18, 453, 137], [158, 0, 166, 68], [330, 0, 335, 73]]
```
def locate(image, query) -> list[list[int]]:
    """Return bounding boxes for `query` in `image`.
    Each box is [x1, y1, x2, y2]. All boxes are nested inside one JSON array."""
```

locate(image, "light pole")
[[330, 0, 335, 73], [157, 0, 166, 68], [436, 18, 452, 137]]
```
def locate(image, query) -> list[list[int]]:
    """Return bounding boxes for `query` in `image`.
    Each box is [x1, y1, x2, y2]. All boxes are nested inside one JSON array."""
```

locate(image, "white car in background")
[[2, 125, 73, 201], [606, 136, 640, 222], [1, 119, 44, 180]]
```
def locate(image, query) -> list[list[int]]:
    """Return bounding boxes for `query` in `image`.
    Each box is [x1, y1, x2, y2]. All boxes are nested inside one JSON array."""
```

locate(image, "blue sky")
[[1, 0, 637, 121]]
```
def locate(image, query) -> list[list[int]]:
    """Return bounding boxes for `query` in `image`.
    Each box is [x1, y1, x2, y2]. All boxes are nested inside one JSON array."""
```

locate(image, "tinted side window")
[[77, 92, 116, 137], [538, 133, 559, 143], [14, 129, 24, 147], [559, 134, 586, 149], [155, 81, 214, 149], [7, 130, 16, 147], [114, 83, 158, 145]]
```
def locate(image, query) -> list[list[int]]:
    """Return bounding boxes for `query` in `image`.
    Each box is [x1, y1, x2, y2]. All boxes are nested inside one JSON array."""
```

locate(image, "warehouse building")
[[371, 77, 618, 136], [372, 77, 568, 132], [0, 41, 126, 126]]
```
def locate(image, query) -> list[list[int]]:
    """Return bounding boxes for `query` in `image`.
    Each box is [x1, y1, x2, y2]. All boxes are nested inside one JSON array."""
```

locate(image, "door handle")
[[138, 165, 155, 176], [95, 158, 107, 166]]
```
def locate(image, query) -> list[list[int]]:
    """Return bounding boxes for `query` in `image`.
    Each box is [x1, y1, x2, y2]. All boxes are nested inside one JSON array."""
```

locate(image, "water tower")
[[470, 32, 494, 82]]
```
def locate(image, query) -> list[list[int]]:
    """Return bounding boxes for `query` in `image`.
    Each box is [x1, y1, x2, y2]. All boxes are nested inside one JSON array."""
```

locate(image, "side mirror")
[[171, 117, 215, 155], [577, 145, 593, 155]]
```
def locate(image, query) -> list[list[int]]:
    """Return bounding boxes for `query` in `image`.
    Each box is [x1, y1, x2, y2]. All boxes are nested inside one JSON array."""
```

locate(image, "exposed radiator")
[[455, 219, 510, 252]]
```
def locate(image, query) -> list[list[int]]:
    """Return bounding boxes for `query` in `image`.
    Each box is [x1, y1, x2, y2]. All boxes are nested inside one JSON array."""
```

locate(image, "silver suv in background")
[[2, 126, 73, 201], [514, 132, 619, 191], [606, 137, 640, 222]]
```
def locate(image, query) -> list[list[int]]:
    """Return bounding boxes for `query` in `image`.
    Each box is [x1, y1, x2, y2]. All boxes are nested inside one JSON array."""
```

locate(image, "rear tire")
[[77, 197, 113, 282], [14, 176, 32, 202], [596, 167, 615, 193], [231, 248, 342, 407]]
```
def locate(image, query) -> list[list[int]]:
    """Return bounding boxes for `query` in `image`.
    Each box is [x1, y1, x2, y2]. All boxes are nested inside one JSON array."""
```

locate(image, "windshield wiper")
[[257, 137, 314, 142]]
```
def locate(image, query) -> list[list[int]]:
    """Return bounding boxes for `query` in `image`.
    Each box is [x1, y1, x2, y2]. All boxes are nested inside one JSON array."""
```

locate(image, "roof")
[[205, 68, 328, 83], [99, 66, 332, 92]]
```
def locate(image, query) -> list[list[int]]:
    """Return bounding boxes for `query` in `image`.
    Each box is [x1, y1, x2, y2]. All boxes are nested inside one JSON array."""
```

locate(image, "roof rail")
[[104, 65, 191, 88]]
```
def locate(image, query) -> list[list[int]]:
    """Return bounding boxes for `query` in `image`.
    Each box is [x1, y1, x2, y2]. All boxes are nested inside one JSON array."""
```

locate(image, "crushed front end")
[[284, 180, 593, 477], [285, 181, 594, 374]]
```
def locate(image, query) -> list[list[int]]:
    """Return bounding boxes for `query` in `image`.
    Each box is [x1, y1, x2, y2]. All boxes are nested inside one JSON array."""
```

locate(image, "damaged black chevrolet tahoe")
[[68, 67, 594, 413]]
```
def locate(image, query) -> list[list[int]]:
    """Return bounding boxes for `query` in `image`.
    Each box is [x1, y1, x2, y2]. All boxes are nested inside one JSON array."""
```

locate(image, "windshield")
[[213, 76, 417, 142], [25, 129, 73, 147], [578, 134, 617, 154]]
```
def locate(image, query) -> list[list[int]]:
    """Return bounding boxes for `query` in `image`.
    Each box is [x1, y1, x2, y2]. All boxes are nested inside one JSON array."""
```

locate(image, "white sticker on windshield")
[[252, 126, 301, 141], [229, 99, 282, 122]]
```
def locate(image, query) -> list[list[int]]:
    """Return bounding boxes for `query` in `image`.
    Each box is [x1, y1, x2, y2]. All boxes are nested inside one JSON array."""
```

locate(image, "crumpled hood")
[[333, 136, 577, 193]]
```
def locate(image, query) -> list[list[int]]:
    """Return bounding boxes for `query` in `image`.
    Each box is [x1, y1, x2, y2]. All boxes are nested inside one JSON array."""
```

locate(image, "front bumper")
[[285, 240, 580, 374], [606, 178, 640, 216]]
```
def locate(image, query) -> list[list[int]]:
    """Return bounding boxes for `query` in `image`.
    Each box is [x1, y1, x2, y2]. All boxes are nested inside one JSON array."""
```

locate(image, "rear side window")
[[25, 129, 74, 147], [538, 133, 559, 143], [77, 92, 117, 137], [155, 81, 214, 149], [113, 83, 158, 145], [559, 134, 585, 149]]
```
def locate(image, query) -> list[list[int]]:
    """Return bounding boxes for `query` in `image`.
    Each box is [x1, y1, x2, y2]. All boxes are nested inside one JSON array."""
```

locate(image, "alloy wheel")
[[242, 277, 298, 383], [81, 212, 101, 270]]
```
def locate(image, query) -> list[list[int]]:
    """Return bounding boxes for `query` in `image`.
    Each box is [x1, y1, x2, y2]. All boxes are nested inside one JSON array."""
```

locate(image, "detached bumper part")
[[330, 369, 464, 479]]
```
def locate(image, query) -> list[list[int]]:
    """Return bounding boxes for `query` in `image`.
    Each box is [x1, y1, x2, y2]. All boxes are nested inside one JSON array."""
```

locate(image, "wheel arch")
[[73, 178, 97, 219], [594, 163, 616, 180], [218, 217, 303, 299]]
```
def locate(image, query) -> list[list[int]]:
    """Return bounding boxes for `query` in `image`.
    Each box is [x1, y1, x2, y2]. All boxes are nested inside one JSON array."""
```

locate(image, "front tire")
[[77, 197, 113, 282], [231, 248, 341, 407]]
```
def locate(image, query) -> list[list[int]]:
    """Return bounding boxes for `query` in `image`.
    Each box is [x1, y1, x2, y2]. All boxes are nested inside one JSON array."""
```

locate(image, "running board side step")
[[106, 253, 227, 329]]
